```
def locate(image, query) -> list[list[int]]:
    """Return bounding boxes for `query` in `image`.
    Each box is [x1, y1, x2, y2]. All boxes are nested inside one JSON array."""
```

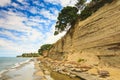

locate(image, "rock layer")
[[48, 0, 120, 67]]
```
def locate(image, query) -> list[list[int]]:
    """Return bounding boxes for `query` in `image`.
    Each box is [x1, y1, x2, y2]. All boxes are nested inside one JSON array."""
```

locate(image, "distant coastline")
[[17, 53, 39, 57]]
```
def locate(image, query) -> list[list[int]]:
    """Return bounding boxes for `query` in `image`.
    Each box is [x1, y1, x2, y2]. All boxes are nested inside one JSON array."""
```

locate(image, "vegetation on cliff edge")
[[54, 0, 113, 35], [37, 0, 113, 56], [54, 6, 78, 35], [38, 44, 53, 55]]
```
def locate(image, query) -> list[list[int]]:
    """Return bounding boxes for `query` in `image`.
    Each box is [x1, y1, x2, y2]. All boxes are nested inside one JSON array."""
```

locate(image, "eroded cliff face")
[[48, 0, 120, 67]]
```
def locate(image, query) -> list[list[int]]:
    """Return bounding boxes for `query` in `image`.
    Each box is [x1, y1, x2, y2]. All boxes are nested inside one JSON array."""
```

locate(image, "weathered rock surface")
[[40, 58, 106, 80], [48, 0, 120, 67]]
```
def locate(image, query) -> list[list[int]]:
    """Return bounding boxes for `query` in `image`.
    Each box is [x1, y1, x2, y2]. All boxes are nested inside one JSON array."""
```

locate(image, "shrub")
[[80, 0, 113, 20], [80, 6, 92, 20], [38, 44, 53, 55], [78, 58, 85, 62]]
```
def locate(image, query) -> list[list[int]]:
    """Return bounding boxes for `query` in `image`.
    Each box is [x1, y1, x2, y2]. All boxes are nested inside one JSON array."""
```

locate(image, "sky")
[[0, 0, 78, 57]]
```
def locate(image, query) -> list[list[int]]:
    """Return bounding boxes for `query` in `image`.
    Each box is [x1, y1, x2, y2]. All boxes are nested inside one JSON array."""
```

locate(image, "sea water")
[[0, 57, 31, 77]]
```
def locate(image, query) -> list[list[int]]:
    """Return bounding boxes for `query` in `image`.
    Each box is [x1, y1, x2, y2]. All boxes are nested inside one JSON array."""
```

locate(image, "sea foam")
[[0, 58, 33, 78]]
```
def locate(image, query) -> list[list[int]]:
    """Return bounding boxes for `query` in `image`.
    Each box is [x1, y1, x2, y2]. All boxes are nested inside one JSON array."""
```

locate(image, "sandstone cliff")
[[48, 0, 120, 68]]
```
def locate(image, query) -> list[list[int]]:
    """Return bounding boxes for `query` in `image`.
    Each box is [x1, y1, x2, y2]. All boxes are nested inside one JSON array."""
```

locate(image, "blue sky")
[[0, 0, 78, 57]]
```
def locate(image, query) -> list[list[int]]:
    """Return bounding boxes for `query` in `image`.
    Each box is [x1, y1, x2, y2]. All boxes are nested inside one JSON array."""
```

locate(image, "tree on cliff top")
[[54, 0, 113, 35], [54, 6, 78, 35], [38, 44, 52, 55], [54, 0, 87, 35]]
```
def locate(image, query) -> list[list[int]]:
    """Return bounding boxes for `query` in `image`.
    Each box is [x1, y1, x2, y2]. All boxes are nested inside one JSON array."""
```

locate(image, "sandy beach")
[[1, 57, 119, 80], [0, 60, 36, 80], [0, 58, 54, 80]]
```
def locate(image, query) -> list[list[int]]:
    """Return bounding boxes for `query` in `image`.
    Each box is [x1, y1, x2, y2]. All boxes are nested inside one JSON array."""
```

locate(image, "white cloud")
[[43, 24, 66, 44], [12, 0, 31, 12], [30, 7, 38, 14], [0, 0, 68, 56], [40, 8, 58, 20], [18, 0, 29, 5], [44, 0, 59, 5], [0, 30, 20, 40], [0, 11, 28, 32], [33, 1, 45, 7], [0, 0, 11, 6], [0, 13, 65, 54], [0, 9, 64, 54], [0, 38, 39, 53], [12, 2, 18, 7], [0, 39, 23, 52], [0, 10, 44, 53], [60, 0, 77, 7], [44, 0, 77, 7], [0, 26, 44, 53], [29, 16, 51, 25], [49, 8, 59, 16], [18, 0, 24, 3], [45, 31, 66, 44]]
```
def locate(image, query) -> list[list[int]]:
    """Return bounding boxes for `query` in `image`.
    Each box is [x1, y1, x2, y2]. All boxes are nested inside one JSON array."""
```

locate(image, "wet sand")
[[0, 61, 35, 80]]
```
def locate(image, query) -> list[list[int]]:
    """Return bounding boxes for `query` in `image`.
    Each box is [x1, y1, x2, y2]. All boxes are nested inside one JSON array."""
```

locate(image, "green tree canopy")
[[54, 6, 78, 35], [41, 44, 52, 50], [20, 53, 39, 57], [54, 0, 113, 35], [38, 44, 53, 55]]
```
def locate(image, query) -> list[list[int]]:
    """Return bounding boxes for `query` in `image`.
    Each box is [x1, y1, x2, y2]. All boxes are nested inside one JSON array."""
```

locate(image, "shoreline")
[[0, 57, 32, 76], [0, 58, 35, 80], [0, 57, 119, 80], [34, 58, 54, 80]]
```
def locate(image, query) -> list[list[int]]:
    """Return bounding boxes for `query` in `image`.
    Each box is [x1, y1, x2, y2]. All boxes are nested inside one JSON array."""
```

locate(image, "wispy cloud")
[[44, 0, 77, 7], [0, 0, 11, 7], [40, 8, 58, 20], [0, 0, 76, 56]]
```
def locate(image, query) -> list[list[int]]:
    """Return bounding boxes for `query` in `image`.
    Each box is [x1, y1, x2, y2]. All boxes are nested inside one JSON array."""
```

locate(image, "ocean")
[[0, 57, 34, 79], [0, 57, 30, 71]]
